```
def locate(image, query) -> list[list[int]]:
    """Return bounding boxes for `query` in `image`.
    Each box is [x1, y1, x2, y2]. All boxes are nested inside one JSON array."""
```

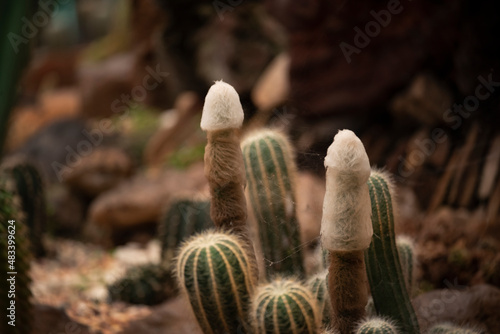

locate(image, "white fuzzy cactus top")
[[200, 80, 244, 131], [321, 129, 373, 251]]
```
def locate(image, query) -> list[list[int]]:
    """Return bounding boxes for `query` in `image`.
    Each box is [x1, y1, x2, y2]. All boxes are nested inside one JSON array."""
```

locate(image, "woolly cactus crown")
[[200, 80, 244, 131]]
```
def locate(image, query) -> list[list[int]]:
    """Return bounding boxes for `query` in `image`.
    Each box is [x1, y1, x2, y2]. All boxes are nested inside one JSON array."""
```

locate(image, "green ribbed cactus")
[[428, 323, 481, 334], [107, 263, 177, 305], [365, 171, 419, 334], [356, 317, 399, 334], [0, 175, 32, 334], [241, 129, 305, 279], [307, 270, 331, 325], [251, 278, 320, 334], [8, 161, 47, 258], [396, 236, 416, 295], [176, 231, 256, 334], [158, 198, 213, 266]]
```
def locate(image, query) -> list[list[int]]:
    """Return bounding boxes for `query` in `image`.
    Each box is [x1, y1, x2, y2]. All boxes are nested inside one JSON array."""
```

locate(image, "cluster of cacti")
[[158, 198, 213, 266], [0, 174, 32, 334], [176, 231, 257, 333], [107, 263, 177, 305], [428, 323, 482, 334], [364, 171, 420, 334], [7, 160, 47, 258], [355, 317, 399, 334], [241, 129, 305, 279], [251, 277, 320, 334], [307, 270, 331, 324]]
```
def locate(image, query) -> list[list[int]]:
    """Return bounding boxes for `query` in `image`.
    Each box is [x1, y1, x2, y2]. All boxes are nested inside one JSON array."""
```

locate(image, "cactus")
[[355, 317, 399, 334], [428, 323, 481, 334], [365, 297, 377, 317], [176, 231, 256, 334], [396, 236, 416, 295], [307, 270, 331, 325], [321, 130, 372, 333], [107, 263, 177, 305], [241, 129, 305, 278], [158, 198, 213, 266], [201, 80, 248, 235], [365, 171, 420, 334], [251, 277, 320, 334], [0, 175, 32, 334], [7, 160, 47, 258]]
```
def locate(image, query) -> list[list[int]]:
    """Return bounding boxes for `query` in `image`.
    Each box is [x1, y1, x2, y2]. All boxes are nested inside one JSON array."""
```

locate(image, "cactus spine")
[[159, 198, 213, 266], [108, 263, 177, 305], [251, 278, 320, 334], [365, 171, 420, 334], [321, 130, 372, 333], [356, 317, 399, 334], [396, 236, 416, 295], [241, 129, 305, 278], [307, 270, 331, 325], [428, 323, 481, 334], [176, 231, 256, 334], [0, 175, 32, 334]]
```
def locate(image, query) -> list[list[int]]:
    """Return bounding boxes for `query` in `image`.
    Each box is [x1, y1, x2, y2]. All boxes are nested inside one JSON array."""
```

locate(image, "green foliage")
[[356, 317, 399, 334], [158, 198, 213, 266], [167, 144, 205, 169], [0, 175, 32, 334], [176, 231, 256, 334], [241, 129, 304, 279], [251, 277, 320, 334], [307, 270, 330, 325], [107, 263, 177, 305], [364, 171, 419, 334]]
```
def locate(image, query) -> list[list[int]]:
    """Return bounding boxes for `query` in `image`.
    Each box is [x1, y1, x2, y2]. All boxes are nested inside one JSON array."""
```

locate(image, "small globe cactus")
[[307, 270, 331, 325], [176, 231, 257, 333], [251, 277, 320, 334], [355, 317, 399, 334], [428, 323, 482, 334]]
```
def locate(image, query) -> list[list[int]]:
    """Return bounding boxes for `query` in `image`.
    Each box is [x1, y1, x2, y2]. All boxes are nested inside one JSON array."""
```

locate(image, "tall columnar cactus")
[[307, 270, 331, 324], [241, 129, 305, 278], [320, 130, 372, 333], [0, 175, 32, 334], [200, 80, 248, 235], [8, 160, 47, 258], [396, 235, 416, 295], [108, 263, 177, 305], [365, 171, 420, 334], [251, 277, 320, 334], [176, 231, 256, 334], [158, 198, 213, 266], [428, 323, 481, 334], [355, 317, 399, 334]]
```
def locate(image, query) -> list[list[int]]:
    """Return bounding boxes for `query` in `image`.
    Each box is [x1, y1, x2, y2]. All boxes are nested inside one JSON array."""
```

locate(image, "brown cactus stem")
[[328, 250, 369, 333], [205, 128, 248, 236]]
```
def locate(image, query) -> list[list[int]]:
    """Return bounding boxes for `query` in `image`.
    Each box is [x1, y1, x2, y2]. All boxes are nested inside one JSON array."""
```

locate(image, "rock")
[[121, 297, 203, 334], [390, 73, 453, 126], [89, 163, 207, 228], [63, 147, 133, 197], [32, 304, 90, 334], [252, 53, 290, 111], [144, 92, 202, 166], [5, 89, 81, 152], [413, 284, 500, 333], [46, 184, 86, 235]]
